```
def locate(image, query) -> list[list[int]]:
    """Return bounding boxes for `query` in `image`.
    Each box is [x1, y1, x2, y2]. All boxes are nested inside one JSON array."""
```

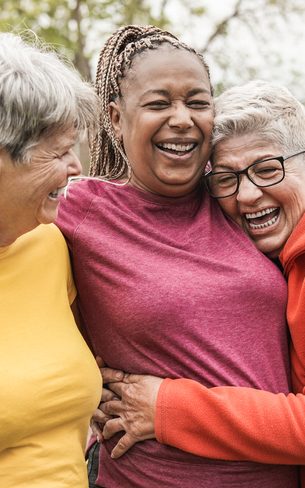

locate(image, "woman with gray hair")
[[0, 32, 101, 488], [97, 80, 305, 483]]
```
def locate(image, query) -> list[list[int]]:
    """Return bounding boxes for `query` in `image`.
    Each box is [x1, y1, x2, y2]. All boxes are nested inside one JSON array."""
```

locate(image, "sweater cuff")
[[155, 378, 174, 443]]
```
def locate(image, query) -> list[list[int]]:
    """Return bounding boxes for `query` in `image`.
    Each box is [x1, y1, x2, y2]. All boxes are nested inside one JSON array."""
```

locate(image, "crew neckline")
[[117, 182, 203, 207]]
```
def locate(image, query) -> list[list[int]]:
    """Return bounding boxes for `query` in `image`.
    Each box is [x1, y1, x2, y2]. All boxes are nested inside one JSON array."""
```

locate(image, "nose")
[[67, 149, 82, 176], [236, 174, 263, 204], [168, 102, 194, 130]]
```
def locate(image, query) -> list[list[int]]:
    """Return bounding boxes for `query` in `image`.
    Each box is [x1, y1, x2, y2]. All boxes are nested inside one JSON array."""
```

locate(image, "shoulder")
[[21, 224, 62, 246], [59, 178, 113, 212], [60, 179, 102, 210], [281, 213, 305, 272], [56, 179, 110, 238], [29, 224, 69, 256], [7, 225, 69, 271]]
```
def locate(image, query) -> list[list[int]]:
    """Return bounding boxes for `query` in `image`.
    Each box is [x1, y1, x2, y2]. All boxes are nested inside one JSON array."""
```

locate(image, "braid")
[[89, 25, 212, 178]]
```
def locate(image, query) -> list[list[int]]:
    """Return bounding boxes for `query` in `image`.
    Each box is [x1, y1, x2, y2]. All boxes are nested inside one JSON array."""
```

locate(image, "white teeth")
[[49, 186, 66, 198], [159, 142, 195, 152], [245, 207, 277, 219], [248, 215, 278, 229], [245, 207, 279, 230]]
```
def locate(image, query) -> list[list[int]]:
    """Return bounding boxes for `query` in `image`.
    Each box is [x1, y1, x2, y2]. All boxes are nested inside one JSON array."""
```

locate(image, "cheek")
[[282, 197, 305, 226], [276, 184, 304, 217], [218, 199, 241, 223], [198, 113, 214, 134]]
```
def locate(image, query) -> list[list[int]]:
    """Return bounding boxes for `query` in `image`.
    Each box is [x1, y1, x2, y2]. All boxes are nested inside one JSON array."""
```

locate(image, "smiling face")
[[0, 127, 81, 245], [110, 45, 214, 197], [213, 134, 305, 258]]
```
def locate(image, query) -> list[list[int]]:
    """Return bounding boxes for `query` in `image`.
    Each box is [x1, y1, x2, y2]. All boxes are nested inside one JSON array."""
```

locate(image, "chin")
[[254, 239, 282, 259], [38, 212, 58, 225]]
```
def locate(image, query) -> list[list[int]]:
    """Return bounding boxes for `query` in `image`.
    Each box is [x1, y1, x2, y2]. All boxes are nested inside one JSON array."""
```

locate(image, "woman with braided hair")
[[57, 25, 299, 487]]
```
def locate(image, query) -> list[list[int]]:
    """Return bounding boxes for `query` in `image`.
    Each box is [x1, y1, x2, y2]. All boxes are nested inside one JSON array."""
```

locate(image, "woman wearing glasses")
[[97, 80, 305, 482]]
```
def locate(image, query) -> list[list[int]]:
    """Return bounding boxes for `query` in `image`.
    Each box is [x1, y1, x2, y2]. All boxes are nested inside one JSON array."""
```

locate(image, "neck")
[[0, 226, 20, 247]]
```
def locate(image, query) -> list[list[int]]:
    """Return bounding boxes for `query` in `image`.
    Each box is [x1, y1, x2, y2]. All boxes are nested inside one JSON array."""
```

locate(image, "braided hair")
[[89, 24, 212, 179]]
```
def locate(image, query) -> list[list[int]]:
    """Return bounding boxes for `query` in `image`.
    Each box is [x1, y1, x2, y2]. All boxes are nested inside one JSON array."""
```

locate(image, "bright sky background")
[[148, 0, 305, 101]]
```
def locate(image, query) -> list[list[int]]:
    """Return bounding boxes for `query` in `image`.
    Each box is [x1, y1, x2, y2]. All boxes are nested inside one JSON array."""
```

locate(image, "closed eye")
[[187, 100, 211, 109], [57, 149, 73, 159], [252, 159, 283, 179], [144, 100, 170, 109], [216, 175, 237, 187], [255, 167, 281, 178]]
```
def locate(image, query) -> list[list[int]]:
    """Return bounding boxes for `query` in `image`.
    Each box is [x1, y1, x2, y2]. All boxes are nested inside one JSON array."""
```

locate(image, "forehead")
[[38, 126, 78, 151], [121, 45, 210, 96], [213, 134, 282, 169]]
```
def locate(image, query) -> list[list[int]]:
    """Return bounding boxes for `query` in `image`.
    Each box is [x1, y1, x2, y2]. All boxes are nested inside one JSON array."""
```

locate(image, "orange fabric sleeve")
[[155, 378, 305, 465], [154, 220, 305, 480], [279, 216, 305, 395]]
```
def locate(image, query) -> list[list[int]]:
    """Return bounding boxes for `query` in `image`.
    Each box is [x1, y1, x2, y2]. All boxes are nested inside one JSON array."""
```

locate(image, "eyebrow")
[[212, 154, 279, 171], [53, 140, 77, 152], [141, 88, 211, 97], [212, 164, 233, 171]]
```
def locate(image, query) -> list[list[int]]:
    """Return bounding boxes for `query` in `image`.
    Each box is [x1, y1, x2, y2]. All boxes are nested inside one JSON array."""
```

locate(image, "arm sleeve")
[[67, 260, 77, 305], [155, 378, 305, 465], [57, 183, 87, 305]]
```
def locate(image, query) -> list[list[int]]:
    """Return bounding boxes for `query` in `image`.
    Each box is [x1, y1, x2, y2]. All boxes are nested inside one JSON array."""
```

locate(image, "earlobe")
[[109, 101, 123, 141]]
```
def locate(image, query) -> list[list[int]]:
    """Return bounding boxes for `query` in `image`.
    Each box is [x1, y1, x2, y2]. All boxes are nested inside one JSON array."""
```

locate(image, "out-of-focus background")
[[2, 0, 304, 169]]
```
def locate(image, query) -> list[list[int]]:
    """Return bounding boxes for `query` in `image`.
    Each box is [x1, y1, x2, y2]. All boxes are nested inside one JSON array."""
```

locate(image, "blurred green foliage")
[[0, 0, 174, 79]]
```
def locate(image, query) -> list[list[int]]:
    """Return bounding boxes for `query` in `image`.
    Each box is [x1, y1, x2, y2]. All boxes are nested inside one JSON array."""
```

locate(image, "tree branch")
[[202, 0, 243, 53]]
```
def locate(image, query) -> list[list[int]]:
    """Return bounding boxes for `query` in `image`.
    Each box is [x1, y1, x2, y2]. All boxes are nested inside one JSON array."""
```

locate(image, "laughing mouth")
[[156, 142, 197, 155], [48, 186, 66, 199], [245, 207, 280, 229]]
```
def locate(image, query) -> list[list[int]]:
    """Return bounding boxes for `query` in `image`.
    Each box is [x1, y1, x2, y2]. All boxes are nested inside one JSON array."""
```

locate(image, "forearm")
[[156, 378, 305, 464]]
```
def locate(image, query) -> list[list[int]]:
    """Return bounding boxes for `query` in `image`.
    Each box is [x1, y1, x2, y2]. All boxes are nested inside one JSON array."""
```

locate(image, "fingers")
[[91, 406, 112, 443], [100, 399, 122, 417], [95, 356, 105, 367], [102, 417, 125, 440], [92, 407, 112, 425], [101, 367, 125, 383], [106, 381, 125, 397], [90, 420, 103, 442], [101, 387, 117, 403], [110, 433, 136, 459]]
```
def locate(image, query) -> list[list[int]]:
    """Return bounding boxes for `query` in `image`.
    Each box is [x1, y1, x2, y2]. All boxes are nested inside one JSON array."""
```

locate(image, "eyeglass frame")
[[204, 149, 305, 199]]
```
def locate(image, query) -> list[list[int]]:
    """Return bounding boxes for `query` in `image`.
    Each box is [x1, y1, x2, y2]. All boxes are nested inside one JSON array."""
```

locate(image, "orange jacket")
[[155, 214, 305, 481]]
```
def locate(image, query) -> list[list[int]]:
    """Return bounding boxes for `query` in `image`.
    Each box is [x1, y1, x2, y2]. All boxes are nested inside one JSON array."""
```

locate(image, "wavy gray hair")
[[0, 32, 98, 163], [212, 80, 305, 155]]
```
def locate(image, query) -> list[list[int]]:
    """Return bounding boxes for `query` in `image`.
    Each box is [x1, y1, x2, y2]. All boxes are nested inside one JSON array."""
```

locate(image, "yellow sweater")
[[0, 224, 101, 487]]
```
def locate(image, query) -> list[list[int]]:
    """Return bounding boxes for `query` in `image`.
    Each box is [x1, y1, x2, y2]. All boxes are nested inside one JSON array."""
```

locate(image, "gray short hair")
[[0, 32, 98, 162], [212, 80, 305, 155]]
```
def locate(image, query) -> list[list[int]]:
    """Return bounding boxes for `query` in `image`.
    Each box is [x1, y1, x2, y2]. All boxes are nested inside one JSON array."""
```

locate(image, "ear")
[[109, 101, 123, 141]]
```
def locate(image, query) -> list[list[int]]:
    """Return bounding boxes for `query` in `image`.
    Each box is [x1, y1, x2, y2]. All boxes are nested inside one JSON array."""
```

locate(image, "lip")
[[244, 206, 278, 219], [156, 137, 198, 145], [242, 207, 281, 235], [156, 145, 197, 161], [242, 205, 276, 215], [154, 137, 199, 161], [48, 184, 67, 201]]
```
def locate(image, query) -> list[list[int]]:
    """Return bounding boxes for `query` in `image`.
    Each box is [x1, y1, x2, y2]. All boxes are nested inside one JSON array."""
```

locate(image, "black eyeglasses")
[[204, 150, 305, 199]]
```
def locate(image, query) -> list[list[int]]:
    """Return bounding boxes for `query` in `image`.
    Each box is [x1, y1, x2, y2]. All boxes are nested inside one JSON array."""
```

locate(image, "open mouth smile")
[[156, 142, 197, 156], [244, 207, 280, 230], [48, 186, 67, 200]]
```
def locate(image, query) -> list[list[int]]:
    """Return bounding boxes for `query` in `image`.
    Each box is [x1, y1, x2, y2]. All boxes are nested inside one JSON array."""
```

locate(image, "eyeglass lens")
[[207, 158, 284, 198]]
